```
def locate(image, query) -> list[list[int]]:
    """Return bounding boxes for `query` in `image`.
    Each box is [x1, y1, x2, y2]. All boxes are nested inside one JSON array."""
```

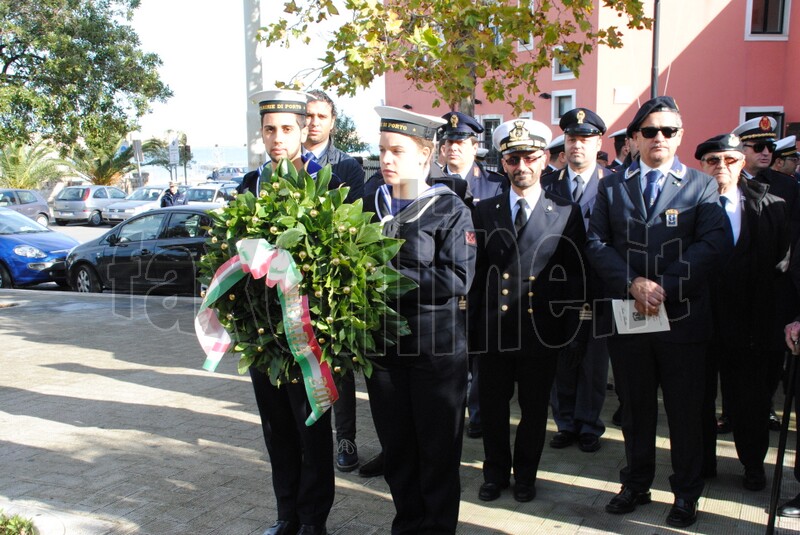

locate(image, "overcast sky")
[[131, 0, 385, 149]]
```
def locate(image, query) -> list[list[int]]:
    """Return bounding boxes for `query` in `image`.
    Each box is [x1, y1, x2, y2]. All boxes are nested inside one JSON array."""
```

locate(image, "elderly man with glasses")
[[585, 96, 731, 528], [695, 134, 789, 493]]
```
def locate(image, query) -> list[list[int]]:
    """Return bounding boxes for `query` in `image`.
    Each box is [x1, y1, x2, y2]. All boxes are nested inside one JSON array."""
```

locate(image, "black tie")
[[719, 196, 728, 208], [573, 175, 584, 202], [643, 170, 661, 214], [514, 198, 528, 235]]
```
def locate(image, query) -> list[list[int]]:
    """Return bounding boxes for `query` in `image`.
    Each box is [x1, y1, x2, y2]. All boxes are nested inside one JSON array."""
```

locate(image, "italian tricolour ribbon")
[[195, 238, 338, 425]]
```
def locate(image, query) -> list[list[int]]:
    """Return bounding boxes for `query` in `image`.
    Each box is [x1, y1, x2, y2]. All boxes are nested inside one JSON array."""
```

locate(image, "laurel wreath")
[[198, 160, 415, 385]]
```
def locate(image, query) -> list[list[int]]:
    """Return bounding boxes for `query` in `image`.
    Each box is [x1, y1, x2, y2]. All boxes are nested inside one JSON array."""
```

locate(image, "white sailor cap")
[[775, 135, 799, 159], [250, 89, 310, 115], [546, 134, 565, 151], [732, 116, 777, 142], [609, 128, 628, 139], [492, 119, 552, 155], [375, 106, 446, 140]]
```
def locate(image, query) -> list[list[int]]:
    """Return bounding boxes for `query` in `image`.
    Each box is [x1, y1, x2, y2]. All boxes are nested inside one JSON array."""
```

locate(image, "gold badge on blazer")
[[665, 209, 679, 227]]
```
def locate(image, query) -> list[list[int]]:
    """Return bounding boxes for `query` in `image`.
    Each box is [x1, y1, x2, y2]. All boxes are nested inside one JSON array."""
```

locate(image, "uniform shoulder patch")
[[465, 230, 477, 246]]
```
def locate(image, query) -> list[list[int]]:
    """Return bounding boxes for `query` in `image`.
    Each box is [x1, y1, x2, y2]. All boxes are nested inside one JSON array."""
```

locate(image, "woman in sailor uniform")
[[363, 106, 476, 534]]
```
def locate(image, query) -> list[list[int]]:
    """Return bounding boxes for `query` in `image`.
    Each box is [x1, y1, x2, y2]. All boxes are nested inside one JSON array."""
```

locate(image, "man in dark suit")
[[543, 107, 610, 454], [470, 118, 587, 503], [585, 96, 731, 528], [303, 89, 366, 474], [696, 134, 789, 491], [732, 117, 800, 433]]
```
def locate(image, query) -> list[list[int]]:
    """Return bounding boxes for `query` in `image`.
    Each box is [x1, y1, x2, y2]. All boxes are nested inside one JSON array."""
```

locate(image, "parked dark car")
[[0, 188, 51, 226], [66, 205, 215, 295], [0, 208, 79, 288]]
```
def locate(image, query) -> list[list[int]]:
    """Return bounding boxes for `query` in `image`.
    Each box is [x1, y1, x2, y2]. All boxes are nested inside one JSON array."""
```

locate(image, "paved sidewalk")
[[1, 288, 799, 534]]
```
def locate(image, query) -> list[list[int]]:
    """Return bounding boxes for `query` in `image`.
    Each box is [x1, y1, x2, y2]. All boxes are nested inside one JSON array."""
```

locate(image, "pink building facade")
[[384, 0, 799, 167]]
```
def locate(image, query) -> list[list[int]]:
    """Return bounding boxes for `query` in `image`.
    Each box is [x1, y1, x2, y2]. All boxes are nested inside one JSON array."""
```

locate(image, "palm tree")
[[71, 139, 136, 185], [0, 141, 73, 189]]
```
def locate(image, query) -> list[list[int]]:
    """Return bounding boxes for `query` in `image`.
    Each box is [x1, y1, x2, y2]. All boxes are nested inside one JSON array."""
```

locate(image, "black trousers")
[[702, 343, 770, 474], [333, 368, 356, 443], [366, 352, 467, 535], [249, 367, 334, 526], [608, 335, 706, 501], [478, 348, 558, 486]]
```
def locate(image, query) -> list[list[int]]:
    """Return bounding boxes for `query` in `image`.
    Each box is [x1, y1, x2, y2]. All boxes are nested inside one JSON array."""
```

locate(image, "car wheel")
[[73, 265, 101, 293], [0, 263, 13, 288], [88, 211, 102, 226], [55, 219, 68, 226], [35, 213, 50, 226]]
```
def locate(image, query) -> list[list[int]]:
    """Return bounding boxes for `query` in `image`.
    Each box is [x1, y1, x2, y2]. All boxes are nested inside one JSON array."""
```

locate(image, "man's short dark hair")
[[308, 89, 337, 118], [614, 135, 626, 155]]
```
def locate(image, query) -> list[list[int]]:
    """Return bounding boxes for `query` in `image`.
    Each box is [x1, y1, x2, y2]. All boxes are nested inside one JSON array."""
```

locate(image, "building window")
[[480, 115, 502, 170], [741, 107, 785, 136], [551, 90, 576, 125], [746, 0, 791, 39], [552, 47, 575, 80]]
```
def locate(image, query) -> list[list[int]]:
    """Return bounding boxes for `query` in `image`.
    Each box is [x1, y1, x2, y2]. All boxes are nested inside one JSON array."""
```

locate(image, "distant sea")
[[139, 145, 250, 184]]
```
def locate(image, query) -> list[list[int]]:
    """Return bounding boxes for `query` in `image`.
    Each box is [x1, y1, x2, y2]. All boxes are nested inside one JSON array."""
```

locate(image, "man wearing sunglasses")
[[586, 96, 730, 528], [772, 135, 800, 180], [695, 134, 789, 495], [732, 118, 800, 437], [470, 118, 587, 504]]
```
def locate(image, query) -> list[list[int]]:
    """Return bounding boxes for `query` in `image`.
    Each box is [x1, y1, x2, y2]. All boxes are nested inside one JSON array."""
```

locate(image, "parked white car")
[[102, 185, 188, 224]]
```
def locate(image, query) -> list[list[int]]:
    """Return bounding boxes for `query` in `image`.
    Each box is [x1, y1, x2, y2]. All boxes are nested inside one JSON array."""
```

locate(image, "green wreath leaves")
[[199, 160, 416, 385]]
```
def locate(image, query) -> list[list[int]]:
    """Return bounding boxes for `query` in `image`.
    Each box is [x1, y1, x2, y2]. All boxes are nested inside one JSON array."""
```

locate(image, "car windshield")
[[127, 187, 164, 201], [0, 210, 49, 234], [186, 189, 215, 202], [56, 187, 88, 200]]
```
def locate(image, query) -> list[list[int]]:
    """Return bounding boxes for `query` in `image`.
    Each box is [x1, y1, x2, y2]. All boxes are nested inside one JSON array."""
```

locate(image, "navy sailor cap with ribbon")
[[251, 89, 310, 116], [376, 106, 446, 140]]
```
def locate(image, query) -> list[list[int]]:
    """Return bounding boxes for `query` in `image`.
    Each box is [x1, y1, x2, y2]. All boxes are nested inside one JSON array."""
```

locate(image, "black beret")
[[560, 108, 607, 136], [694, 133, 743, 160], [626, 96, 680, 137]]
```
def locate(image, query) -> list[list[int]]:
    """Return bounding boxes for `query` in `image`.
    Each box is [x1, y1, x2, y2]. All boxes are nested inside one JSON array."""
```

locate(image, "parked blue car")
[[0, 207, 79, 288]]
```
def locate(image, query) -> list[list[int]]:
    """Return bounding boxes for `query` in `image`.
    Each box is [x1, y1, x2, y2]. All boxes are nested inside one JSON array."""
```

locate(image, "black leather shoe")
[[778, 493, 800, 518], [549, 430, 578, 449], [478, 481, 509, 501], [743, 466, 766, 491], [716, 415, 731, 434], [336, 439, 359, 472], [466, 421, 483, 438], [513, 482, 536, 502], [578, 433, 601, 452], [769, 409, 782, 431], [666, 498, 697, 528], [262, 520, 299, 535], [357, 451, 384, 478], [605, 487, 652, 514], [611, 405, 622, 427], [296, 525, 327, 535]]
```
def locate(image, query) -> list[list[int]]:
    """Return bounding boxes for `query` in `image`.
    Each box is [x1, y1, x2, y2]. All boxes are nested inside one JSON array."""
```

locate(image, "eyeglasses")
[[701, 155, 743, 166], [504, 153, 544, 166], [638, 126, 681, 139], [742, 142, 776, 153]]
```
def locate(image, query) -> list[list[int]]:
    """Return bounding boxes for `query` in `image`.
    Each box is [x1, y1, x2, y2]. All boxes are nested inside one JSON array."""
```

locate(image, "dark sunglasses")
[[743, 142, 776, 153], [701, 155, 743, 166], [504, 153, 544, 166], [638, 126, 681, 139]]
